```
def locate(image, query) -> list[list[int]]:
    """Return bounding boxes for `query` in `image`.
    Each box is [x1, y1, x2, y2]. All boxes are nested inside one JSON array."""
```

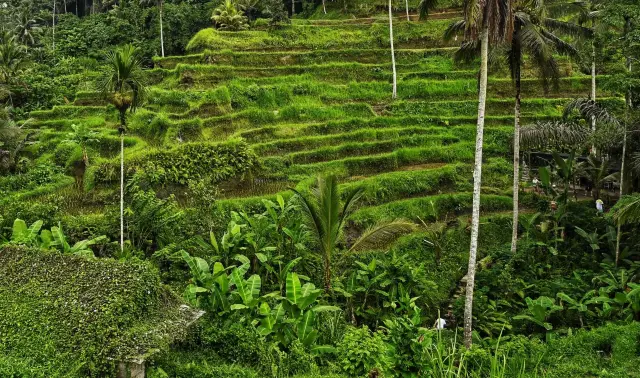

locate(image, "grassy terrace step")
[[29, 116, 108, 131], [272, 142, 506, 180], [74, 76, 599, 112], [261, 134, 461, 164], [252, 127, 459, 155], [216, 156, 511, 208], [237, 115, 548, 142], [251, 124, 512, 155], [29, 106, 109, 121], [349, 192, 513, 227], [153, 48, 457, 69], [162, 62, 475, 87], [386, 97, 623, 117], [186, 19, 459, 52], [155, 59, 576, 88]]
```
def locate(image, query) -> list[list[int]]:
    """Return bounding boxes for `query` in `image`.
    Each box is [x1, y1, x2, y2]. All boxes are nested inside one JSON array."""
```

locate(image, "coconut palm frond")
[[348, 220, 416, 253], [543, 18, 592, 39], [453, 40, 480, 63], [539, 28, 579, 59], [418, 0, 439, 20], [97, 44, 148, 112], [563, 98, 620, 126], [444, 19, 466, 41], [612, 195, 640, 226], [520, 121, 590, 150], [631, 152, 640, 174]]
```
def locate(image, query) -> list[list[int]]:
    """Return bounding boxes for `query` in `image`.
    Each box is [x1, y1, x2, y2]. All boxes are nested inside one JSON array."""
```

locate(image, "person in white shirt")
[[434, 317, 447, 330], [596, 199, 604, 214]]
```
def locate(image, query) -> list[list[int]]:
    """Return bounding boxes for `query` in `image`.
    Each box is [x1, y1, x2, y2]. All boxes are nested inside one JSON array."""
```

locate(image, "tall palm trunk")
[[52, 0, 56, 51], [389, 0, 397, 99], [119, 110, 126, 254], [322, 0, 326, 14], [616, 16, 632, 266], [464, 24, 489, 349], [159, 0, 165, 57], [590, 41, 596, 155], [405, 0, 410, 21], [511, 40, 521, 254], [292, 0, 295, 16], [323, 255, 331, 292]]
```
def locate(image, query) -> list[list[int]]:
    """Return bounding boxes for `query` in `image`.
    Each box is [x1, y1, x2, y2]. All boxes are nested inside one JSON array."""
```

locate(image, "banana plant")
[[182, 251, 241, 314], [195, 219, 246, 266], [9, 218, 105, 257], [513, 296, 563, 332], [50, 224, 107, 258], [574, 226, 601, 253], [10, 219, 45, 247], [258, 272, 339, 350], [557, 291, 598, 328]]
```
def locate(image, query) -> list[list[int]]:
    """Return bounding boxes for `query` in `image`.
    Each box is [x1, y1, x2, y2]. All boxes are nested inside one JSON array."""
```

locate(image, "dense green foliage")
[[0, 245, 191, 376], [1, 0, 640, 376]]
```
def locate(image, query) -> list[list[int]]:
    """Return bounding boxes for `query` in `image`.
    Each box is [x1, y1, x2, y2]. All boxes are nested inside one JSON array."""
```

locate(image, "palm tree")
[[389, 0, 397, 99], [0, 32, 26, 81], [544, 0, 601, 152], [452, 0, 514, 348], [446, 3, 579, 254], [0, 107, 33, 173], [14, 9, 43, 46], [98, 44, 147, 253], [213, 0, 249, 31], [576, 155, 616, 201], [507, 6, 579, 253], [293, 175, 414, 292], [418, 0, 438, 20]]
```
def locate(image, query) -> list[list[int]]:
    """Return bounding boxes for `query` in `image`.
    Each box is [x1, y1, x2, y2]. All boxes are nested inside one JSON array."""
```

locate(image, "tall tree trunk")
[[292, 0, 295, 16], [52, 0, 56, 51], [76, 0, 78, 15], [590, 40, 596, 155], [323, 255, 331, 292], [322, 0, 326, 14], [64, 0, 67, 13], [389, 0, 397, 99], [511, 39, 522, 254], [464, 25, 489, 349], [616, 16, 632, 266], [159, 0, 165, 57], [119, 111, 126, 254], [405, 0, 410, 21]]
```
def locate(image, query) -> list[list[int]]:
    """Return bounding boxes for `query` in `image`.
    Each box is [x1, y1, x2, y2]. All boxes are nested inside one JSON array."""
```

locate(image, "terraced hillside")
[[8, 10, 613, 251]]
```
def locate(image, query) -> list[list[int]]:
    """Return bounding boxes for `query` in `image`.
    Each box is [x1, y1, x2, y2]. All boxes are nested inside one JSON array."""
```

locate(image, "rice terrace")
[[1, 0, 640, 377]]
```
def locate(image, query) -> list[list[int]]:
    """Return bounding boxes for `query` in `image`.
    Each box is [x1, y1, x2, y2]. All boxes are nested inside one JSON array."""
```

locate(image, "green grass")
[[349, 192, 513, 227], [186, 19, 460, 52]]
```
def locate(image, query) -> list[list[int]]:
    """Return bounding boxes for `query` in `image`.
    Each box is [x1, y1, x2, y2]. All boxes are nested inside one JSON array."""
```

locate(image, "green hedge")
[[0, 246, 189, 377]]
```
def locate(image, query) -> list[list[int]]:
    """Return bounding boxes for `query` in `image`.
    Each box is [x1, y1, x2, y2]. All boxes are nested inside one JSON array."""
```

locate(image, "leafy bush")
[[336, 326, 388, 377], [0, 246, 190, 376]]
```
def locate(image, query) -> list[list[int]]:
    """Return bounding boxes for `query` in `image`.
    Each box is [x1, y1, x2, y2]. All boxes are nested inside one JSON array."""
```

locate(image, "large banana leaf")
[[296, 310, 317, 346], [286, 272, 302, 305], [297, 283, 321, 310]]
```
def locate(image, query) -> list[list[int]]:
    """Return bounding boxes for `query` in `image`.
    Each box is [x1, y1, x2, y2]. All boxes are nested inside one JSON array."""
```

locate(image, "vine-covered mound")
[[0, 246, 201, 377]]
